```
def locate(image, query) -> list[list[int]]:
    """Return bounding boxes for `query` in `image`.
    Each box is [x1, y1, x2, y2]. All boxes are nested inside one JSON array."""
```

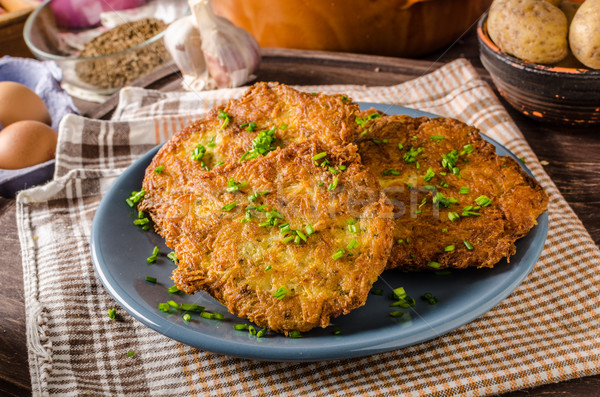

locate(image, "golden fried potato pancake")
[[140, 141, 393, 334], [357, 114, 548, 271], [143, 82, 360, 229]]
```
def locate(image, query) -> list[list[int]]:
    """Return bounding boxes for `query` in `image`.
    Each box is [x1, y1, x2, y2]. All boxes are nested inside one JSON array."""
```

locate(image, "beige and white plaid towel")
[[17, 59, 600, 396]]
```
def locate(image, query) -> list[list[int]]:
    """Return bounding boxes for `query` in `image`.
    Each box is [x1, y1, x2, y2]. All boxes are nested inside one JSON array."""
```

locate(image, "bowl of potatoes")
[[478, 0, 600, 126]]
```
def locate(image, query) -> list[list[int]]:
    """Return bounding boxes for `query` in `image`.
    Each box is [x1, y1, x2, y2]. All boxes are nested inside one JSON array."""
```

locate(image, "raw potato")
[[569, 0, 600, 69], [488, 0, 569, 64]]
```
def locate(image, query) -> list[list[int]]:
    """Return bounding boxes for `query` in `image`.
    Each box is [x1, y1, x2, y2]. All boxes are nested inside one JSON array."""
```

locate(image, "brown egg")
[[0, 120, 58, 169], [0, 81, 52, 128]]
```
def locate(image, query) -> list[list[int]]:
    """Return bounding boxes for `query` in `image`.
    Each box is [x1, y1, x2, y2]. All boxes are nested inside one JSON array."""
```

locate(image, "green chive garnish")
[[444, 245, 455, 252], [191, 144, 206, 161], [108, 308, 117, 320], [182, 313, 191, 322], [288, 330, 303, 338], [427, 261, 441, 269], [332, 249, 346, 260], [312, 152, 327, 161], [475, 195, 492, 207], [147, 246, 159, 263], [464, 240, 474, 250], [305, 224, 314, 236], [459, 186, 470, 195], [221, 201, 237, 212], [154, 165, 164, 174], [448, 212, 460, 222], [327, 176, 338, 191], [145, 276, 157, 283], [168, 285, 180, 294], [217, 109, 231, 129], [234, 324, 248, 331]]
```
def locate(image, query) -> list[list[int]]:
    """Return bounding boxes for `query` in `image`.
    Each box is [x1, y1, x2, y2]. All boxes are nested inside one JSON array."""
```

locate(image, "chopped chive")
[[153, 165, 164, 174], [272, 286, 290, 300], [421, 292, 439, 305], [288, 330, 303, 338], [200, 311, 214, 319], [126, 189, 145, 207], [332, 327, 342, 335], [427, 261, 442, 269], [305, 224, 314, 236], [430, 135, 445, 142], [464, 240, 474, 250], [296, 230, 307, 242], [294, 235, 301, 244], [234, 324, 248, 331], [397, 143, 404, 150], [332, 249, 346, 260], [147, 246, 159, 263], [348, 224, 358, 233], [389, 311, 404, 318], [145, 276, 157, 283], [256, 327, 267, 337], [459, 186, 470, 195], [182, 313, 191, 322], [475, 195, 492, 207], [448, 212, 460, 222], [213, 312, 225, 320], [338, 165, 347, 171], [424, 184, 436, 190], [167, 251, 178, 263], [168, 300, 180, 309], [423, 168, 435, 182], [127, 350, 135, 358], [248, 191, 259, 202], [328, 176, 338, 191], [265, 264, 272, 272], [444, 245, 455, 252], [191, 144, 206, 161], [181, 304, 204, 312], [248, 325, 257, 335], [460, 144, 474, 156], [221, 201, 237, 212], [346, 239, 359, 250], [393, 287, 407, 299], [158, 303, 170, 312], [312, 152, 327, 161], [217, 109, 231, 129], [442, 228, 448, 233], [328, 166, 339, 175], [282, 235, 294, 243], [108, 308, 117, 320]]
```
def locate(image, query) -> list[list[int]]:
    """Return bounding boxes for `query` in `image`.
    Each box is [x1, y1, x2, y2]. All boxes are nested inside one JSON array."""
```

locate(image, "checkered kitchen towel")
[[17, 59, 600, 396]]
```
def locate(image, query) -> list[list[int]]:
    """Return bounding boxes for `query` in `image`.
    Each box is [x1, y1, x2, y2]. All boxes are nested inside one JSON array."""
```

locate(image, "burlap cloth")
[[17, 59, 600, 396]]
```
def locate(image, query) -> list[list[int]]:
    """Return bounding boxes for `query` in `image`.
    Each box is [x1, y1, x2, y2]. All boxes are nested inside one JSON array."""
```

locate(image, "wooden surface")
[[2, 26, 600, 396]]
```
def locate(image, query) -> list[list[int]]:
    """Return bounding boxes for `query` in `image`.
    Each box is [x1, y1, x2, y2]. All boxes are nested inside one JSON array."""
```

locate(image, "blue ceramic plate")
[[91, 104, 548, 362]]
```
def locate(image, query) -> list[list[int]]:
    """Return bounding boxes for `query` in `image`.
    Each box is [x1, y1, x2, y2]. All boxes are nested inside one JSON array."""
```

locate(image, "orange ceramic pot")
[[212, 0, 492, 57]]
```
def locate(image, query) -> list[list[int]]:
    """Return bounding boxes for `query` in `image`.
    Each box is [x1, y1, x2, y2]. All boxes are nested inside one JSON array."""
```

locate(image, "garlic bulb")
[[163, 15, 215, 91], [163, 0, 261, 91], [190, 0, 260, 88]]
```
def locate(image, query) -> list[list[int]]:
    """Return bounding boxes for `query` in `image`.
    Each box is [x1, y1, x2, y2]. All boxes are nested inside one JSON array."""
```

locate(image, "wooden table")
[[1, 26, 599, 396]]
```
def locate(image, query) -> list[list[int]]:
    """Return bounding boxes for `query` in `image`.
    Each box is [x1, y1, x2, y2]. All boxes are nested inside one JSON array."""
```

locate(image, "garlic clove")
[[163, 15, 216, 90], [190, 0, 261, 88]]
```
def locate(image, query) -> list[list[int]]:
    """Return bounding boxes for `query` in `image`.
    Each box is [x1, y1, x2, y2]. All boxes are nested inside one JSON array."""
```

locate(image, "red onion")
[[49, 0, 148, 28]]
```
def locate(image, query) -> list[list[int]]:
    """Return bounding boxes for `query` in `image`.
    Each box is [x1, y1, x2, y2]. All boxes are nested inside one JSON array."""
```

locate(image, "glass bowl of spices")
[[23, 0, 187, 99]]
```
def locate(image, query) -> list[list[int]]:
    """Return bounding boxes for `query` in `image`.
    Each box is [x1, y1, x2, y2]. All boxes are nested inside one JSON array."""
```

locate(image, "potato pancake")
[[140, 141, 393, 334], [356, 113, 548, 271], [142, 82, 360, 230]]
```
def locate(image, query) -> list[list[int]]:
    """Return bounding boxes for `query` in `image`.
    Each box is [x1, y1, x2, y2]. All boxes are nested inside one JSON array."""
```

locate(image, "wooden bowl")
[[477, 12, 600, 126], [212, 0, 492, 58]]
